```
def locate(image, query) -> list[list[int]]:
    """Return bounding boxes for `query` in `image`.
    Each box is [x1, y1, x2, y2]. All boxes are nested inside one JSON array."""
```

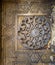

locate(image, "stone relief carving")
[[2, 0, 55, 65], [16, 1, 52, 15], [18, 16, 51, 49]]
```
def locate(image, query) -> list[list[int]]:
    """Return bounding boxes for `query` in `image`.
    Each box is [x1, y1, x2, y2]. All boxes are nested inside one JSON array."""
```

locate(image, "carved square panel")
[[17, 15, 51, 50]]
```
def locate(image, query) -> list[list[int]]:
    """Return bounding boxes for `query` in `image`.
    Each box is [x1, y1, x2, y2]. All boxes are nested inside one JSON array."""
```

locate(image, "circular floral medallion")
[[18, 16, 51, 49]]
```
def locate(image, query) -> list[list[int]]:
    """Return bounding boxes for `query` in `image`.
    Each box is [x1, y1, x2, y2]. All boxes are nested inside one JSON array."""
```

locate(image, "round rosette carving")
[[18, 16, 51, 49]]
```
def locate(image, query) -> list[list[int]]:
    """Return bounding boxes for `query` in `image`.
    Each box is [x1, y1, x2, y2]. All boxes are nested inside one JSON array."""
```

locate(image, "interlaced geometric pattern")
[[18, 16, 51, 49]]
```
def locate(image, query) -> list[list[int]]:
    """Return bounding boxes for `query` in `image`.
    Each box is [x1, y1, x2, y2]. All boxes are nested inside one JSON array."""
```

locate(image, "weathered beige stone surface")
[[2, 0, 55, 65]]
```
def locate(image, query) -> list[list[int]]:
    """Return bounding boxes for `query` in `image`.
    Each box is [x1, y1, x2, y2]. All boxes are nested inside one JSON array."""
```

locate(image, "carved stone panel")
[[17, 15, 51, 49]]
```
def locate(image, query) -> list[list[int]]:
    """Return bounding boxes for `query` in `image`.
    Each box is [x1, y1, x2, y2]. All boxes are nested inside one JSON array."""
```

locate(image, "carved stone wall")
[[2, 0, 55, 65]]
